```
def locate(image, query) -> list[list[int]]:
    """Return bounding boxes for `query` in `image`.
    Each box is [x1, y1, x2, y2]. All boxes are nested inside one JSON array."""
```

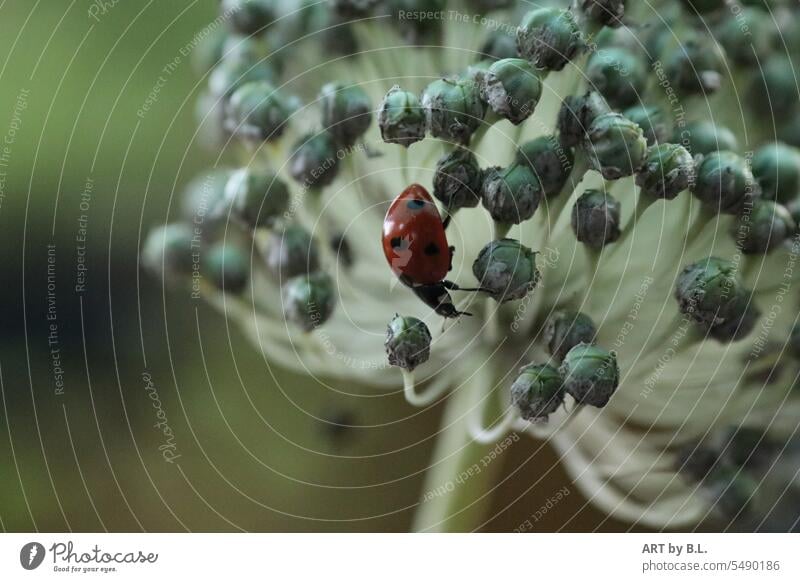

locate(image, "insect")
[[382, 183, 483, 318]]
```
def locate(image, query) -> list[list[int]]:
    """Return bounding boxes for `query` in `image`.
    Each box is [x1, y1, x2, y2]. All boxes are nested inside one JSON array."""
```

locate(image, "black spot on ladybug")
[[390, 237, 402, 248], [407, 199, 425, 210], [424, 242, 440, 256]]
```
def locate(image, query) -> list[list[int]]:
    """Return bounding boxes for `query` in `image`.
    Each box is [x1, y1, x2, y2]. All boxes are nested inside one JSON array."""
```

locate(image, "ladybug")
[[382, 183, 482, 318]]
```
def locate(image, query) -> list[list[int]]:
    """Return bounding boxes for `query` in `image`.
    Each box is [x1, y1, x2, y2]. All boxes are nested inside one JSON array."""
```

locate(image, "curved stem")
[[402, 369, 451, 407], [468, 406, 516, 445]]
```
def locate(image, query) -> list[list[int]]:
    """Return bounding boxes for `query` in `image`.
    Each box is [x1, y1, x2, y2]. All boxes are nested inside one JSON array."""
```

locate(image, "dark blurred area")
[[0, 0, 620, 532]]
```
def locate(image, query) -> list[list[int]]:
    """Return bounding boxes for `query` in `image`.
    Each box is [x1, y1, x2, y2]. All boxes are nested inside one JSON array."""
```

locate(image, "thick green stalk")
[[412, 379, 506, 532]]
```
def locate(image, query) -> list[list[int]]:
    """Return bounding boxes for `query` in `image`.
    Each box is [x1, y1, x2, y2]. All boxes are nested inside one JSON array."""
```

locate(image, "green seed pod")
[[225, 81, 292, 142], [557, 91, 610, 148], [331, 0, 379, 17], [378, 86, 426, 147], [789, 323, 800, 358], [692, 151, 757, 215], [635, 143, 695, 200], [481, 163, 542, 225], [731, 199, 795, 255], [516, 8, 584, 72], [663, 35, 724, 96], [208, 58, 277, 99], [141, 224, 195, 281], [571, 189, 622, 249], [675, 257, 746, 328], [510, 364, 565, 421], [676, 120, 739, 156], [559, 343, 619, 408], [224, 168, 290, 229], [480, 58, 542, 125], [289, 131, 340, 189], [623, 104, 671, 146], [384, 314, 432, 371], [222, 0, 275, 35], [421, 77, 485, 144], [205, 242, 249, 294], [480, 31, 518, 62], [586, 47, 647, 109], [282, 272, 336, 332], [707, 295, 760, 343], [705, 466, 759, 520], [181, 169, 231, 229], [319, 82, 373, 148], [716, 6, 773, 66], [516, 135, 574, 198], [544, 311, 597, 362], [472, 238, 540, 302], [266, 224, 320, 280], [751, 55, 797, 116], [432, 148, 482, 211], [577, 0, 625, 27], [585, 112, 648, 180], [752, 142, 800, 204]]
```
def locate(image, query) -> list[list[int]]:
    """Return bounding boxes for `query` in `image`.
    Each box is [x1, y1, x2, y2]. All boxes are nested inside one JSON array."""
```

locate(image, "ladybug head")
[[412, 283, 472, 319]]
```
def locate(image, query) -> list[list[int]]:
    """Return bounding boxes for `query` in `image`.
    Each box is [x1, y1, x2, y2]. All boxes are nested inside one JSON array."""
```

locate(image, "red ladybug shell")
[[382, 184, 450, 286]]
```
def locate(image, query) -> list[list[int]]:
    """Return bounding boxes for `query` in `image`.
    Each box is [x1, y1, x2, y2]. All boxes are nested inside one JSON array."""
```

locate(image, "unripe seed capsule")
[[516, 8, 583, 72], [636, 143, 695, 200], [516, 136, 574, 198], [481, 163, 542, 225], [510, 364, 565, 421], [319, 82, 373, 148], [674, 257, 746, 328], [692, 151, 757, 215], [266, 224, 320, 280], [585, 112, 648, 180], [480, 58, 542, 125], [432, 148, 483, 211], [205, 242, 249, 294], [559, 343, 619, 408], [224, 168, 290, 229], [571, 189, 622, 249], [282, 272, 336, 332], [385, 314, 432, 372], [289, 131, 340, 189], [730, 199, 795, 255], [472, 238, 540, 302], [544, 311, 597, 362], [378, 86, 426, 147], [421, 77, 484, 144]]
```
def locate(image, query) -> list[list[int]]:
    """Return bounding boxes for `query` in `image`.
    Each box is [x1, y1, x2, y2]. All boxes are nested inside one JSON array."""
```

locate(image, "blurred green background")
[[0, 0, 625, 532]]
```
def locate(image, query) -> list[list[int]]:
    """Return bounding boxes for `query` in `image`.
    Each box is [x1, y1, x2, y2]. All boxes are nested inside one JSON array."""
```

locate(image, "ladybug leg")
[[441, 280, 489, 293], [448, 246, 454, 271], [413, 283, 472, 318], [442, 213, 452, 230]]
